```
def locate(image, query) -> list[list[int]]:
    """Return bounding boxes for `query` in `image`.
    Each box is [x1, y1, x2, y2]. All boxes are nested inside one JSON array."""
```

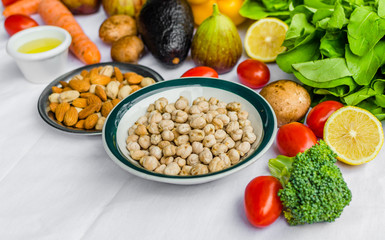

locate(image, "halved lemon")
[[324, 106, 384, 165], [244, 18, 288, 62]]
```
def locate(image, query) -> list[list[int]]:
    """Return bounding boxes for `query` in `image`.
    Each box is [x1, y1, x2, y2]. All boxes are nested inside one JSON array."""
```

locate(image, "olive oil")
[[18, 38, 62, 54]]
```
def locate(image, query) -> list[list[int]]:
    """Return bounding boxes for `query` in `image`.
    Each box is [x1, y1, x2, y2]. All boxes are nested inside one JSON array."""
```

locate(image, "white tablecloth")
[[0, 7, 384, 240]]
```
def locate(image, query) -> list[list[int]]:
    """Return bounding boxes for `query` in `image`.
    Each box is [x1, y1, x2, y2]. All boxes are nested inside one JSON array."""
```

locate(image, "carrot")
[[38, 0, 101, 65], [2, 0, 41, 17]]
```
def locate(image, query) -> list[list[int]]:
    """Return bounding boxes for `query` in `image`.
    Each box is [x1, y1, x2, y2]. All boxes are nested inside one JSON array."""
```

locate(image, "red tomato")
[[2, 0, 18, 6], [276, 122, 317, 157], [244, 176, 283, 228], [237, 59, 270, 89], [181, 66, 219, 78], [4, 14, 39, 36], [306, 101, 344, 138]]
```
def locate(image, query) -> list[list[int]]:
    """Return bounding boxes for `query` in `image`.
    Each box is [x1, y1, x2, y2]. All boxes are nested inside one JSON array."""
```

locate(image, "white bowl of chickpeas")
[[103, 78, 277, 184]]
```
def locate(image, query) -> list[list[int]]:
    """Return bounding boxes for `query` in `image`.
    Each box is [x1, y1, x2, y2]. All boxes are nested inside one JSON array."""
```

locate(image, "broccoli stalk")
[[268, 140, 352, 226]]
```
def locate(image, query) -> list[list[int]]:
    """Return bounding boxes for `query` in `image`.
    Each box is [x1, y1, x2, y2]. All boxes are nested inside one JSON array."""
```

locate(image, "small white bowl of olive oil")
[[6, 26, 72, 84]]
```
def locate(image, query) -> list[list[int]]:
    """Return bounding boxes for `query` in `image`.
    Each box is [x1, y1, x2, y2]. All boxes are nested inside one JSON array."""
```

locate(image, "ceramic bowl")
[[6, 26, 72, 83], [38, 62, 164, 135], [103, 77, 277, 185]]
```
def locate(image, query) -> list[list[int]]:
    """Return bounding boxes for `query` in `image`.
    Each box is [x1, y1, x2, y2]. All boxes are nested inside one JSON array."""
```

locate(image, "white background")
[[0, 5, 384, 240]]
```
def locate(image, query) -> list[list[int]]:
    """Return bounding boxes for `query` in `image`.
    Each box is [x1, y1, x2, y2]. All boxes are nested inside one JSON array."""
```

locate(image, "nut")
[[63, 107, 79, 127], [59, 90, 80, 103], [101, 101, 114, 117], [69, 79, 90, 93], [84, 113, 99, 129], [106, 81, 120, 99], [55, 102, 70, 122], [78, 103, 99, 119], [95, 85, 108, 101], [90, 74, 111, 86], [72, 98, 88, 108]]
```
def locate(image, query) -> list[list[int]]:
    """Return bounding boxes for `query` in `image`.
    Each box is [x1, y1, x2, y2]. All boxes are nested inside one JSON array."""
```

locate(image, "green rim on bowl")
[[37, 62, 164, 135], [103, 77, 277, 181]]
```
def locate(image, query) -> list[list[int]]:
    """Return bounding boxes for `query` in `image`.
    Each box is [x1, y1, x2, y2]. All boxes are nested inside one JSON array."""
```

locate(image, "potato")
[[111, 35, 144, 63], [260, 80, 311, 127], [99, 15, 137, 44]]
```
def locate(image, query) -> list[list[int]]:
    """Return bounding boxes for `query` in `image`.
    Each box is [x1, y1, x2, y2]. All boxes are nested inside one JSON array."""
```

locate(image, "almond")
[[101, 101, 114, 117], [79, 92, 96, 98], [75, 119, 85, 129], [52, 86, 63, 93], [69, 79, 91, 92], [130, 85, 141, 93], [124, 72, 143, 84], [80, 69, 89, 77], [111, 98, 121, 107], [87, 95, 102, 112], [78, 103, 99, 119], [72, 98, 88, 108], [63, 107, 79, 127], [114, 66, 124, 82], [59, 81, 69, 88], [95, 85, 108, 101], [84, 113, 98, 129], [55, 102, 70, 122], [90, 74, 111, 86], [49, 102, 59, 113], [62, 87, 73, 92]]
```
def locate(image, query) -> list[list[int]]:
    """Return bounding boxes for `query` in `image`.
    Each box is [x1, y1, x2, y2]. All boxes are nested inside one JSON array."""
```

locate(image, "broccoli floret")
[[268, 140, 352, 226]]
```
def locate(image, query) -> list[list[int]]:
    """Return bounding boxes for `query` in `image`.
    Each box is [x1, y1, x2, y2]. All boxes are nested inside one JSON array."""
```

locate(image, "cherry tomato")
[[306, 101, 344, 138], [2, 0, 18, 6], [237, 59, 270, 89], [244, 176, 283, 228], [276, 122, 317, 157], [4, 14, 39, 36], [181, 66, 219, 78]]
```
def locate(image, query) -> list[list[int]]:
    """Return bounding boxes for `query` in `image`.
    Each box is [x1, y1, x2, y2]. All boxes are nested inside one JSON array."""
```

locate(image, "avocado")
[[138, 0, 194, 67]]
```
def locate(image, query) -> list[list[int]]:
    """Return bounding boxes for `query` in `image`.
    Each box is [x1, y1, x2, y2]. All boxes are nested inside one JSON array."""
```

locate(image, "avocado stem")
[[212, 3, 220, 16]]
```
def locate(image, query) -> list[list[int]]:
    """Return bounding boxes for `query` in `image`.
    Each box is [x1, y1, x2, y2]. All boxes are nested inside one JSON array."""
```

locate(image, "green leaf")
[[313, 85, 351, 97], [343, 87, 377, 105], [262, 0, 290, 11], [292, 58, 352, 81], [374, 95, 385, 107], [239, 0, 291, 20], [304, 0, 335, 9], [327, 2, 346, 29], [283, 13, 316, 49], [319, 31, 346, 57], [345, 41, 385, 85], [379, 0, 385, 18], [312, 9, 333, 24], [347, 6, 385, 56]]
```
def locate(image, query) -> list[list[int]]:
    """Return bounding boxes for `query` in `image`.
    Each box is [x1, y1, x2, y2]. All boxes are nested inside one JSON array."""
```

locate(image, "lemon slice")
[[244, 18, 288, 62], [324, 106, 384, 165]]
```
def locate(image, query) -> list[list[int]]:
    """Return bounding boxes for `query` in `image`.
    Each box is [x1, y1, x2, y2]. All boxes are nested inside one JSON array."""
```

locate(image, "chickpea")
[[208, 97, 219, 105], [127, 141, 140, 151], [154, 164, 166, 174], [161, 130, 175, 141], [158, 140, 171, 149], [242, 125, 254, 133], [226, 102, 241, 112], [176, 123, 191, 135], [203, 134, 216, 148], [222, 137, 235, 149], [126, 134, 139, 144], [219, 153, 231, 167], [205, 111, 218, 123], [211, 143, 228, 156], [230, 129, 243, 141], [149, 145, 162, 160], [176, 143, 192, 159], [189, 105, 201, 114], [160, 156, 174, 165], [175, 96, 189, 110], [138, 135, 151, 149], [215, 114, 230, 126], [190, 116, 206, 129], [187, 154, 200, 166], [135, 124, 148, 135], [136, 116, 148, 125], [180, 165, 192, 176], [199, 148, 213, 164], [237, 142, 251, 156], [189, 129, 205, 142], [217, 101, 227, 109], [147, 122, 160, 134], [191, 163, 209, 175], [172, 129, 180, 140], [141, 156, 160, 171], [197, 101, 209, 113], [212, 118, 223, 130], [209, 157, 225, 172], [193, 97, 206, 105], [172, 110, 188, 123], [147, 103, 155, 112], [164, 162, 181, 175], [227, 111, 238, 122], [162, 112, 172, 120], [243, 131, 257, 144], [192, 141, 204, 154], [214, 129, 227, 142], [128, 124, 138, 136], [238, 110, 249, 120], [174, 157, 187, 167], [203, 124, 215, 135], [158, 119, 174, 131], [209, 104, 218, 111], [163, 144, 176, 157], [150, 134, 162, 145], [217, 108, 227, 115], [226, 121, 240, 133], [164, 103, 176, 113], [239, 119, 251, 128], [148, 111, 162, 124], [130, 150, 146, 161], [154, 97, 168, 112], [174, 134, 189, 146], [228, 149, 240, 164]]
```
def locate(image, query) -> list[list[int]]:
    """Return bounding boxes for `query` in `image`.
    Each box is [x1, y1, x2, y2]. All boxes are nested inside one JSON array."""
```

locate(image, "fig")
[[102, 0, 146, 18], [191, 4, 242, 74]]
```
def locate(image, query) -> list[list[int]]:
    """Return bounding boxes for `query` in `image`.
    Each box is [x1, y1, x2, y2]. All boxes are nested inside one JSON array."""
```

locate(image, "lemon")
[[324, 106, 384, 165], [244, 18, 288, 62]]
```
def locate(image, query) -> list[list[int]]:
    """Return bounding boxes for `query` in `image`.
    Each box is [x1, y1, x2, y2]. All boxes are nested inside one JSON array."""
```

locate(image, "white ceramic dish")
[[6, 26, 72, 84], [103, 78, 277, 185]]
